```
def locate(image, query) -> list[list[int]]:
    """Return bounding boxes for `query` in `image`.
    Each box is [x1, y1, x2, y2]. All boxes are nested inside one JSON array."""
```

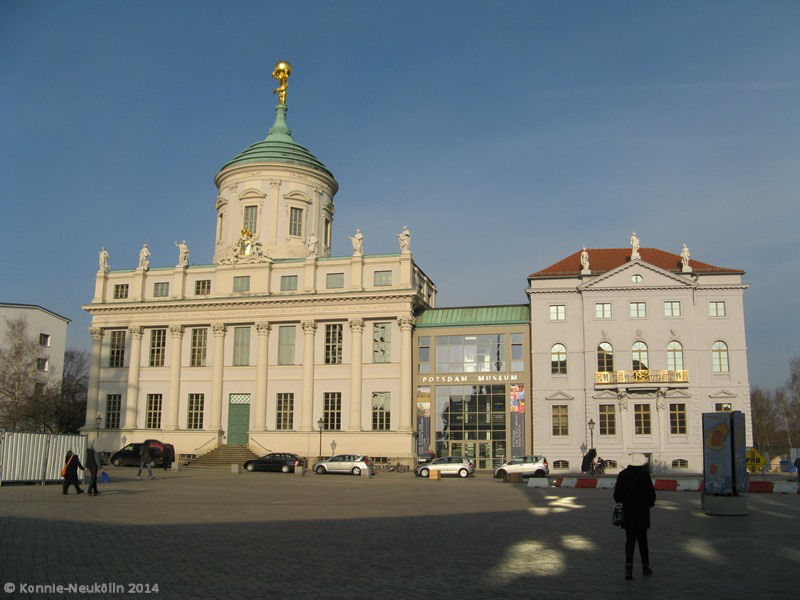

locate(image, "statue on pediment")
[[580, 247, 590, 274], [681, 243, 692, 272], [630, 232, 640, 260]]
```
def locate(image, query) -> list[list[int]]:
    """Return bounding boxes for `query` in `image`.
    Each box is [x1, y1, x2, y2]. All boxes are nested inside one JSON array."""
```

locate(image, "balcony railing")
[[595, 370, 689, 385]]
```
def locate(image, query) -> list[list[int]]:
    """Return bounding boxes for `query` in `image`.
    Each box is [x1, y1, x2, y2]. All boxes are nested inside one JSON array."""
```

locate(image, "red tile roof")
[[529, 248, 743, 278]]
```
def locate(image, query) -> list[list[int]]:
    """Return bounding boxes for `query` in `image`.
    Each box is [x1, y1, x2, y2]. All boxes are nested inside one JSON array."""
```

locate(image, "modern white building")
[[0, 303, 70, 389], [527, 240, 751, 474], [83, 65, 435, 461]]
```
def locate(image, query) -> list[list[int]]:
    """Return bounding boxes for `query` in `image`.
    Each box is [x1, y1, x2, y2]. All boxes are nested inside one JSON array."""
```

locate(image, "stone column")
[[124, 326, 144, 429], [301, 320, 316, 431], [165, 325, 184, 430], [348, 318, 364, 431], [210, 324, 226, 432], [85, 327, 104, 428], [253, 322, 271, 431], [398, 316, 415, 431]]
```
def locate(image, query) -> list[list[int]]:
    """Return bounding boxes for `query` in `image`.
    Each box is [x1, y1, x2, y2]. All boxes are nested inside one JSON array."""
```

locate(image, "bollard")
[[231, 464, 242, 474]]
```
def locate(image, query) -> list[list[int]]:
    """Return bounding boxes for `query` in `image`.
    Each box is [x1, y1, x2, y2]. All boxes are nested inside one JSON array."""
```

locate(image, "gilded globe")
[[273, 61, 292, 79]]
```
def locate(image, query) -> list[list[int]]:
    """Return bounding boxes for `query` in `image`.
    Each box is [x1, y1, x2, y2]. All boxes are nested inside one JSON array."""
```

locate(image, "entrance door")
[[228, 394, 251, 445], [450, 441, 492, 469]]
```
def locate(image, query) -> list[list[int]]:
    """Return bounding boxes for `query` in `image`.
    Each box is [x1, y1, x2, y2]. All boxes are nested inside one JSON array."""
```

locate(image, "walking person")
[[62, 450, 85, 495], [137, 443, 155, 480], [86, 445, 102, 496], [613, 453, 656, 580]]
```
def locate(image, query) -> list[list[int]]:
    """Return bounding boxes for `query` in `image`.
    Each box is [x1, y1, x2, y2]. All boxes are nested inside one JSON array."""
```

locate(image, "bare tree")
[[750, 387, 783, 458], [0, 317, 52, 430]]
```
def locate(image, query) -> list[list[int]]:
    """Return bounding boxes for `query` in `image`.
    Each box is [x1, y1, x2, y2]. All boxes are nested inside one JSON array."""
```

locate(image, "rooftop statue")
[[306, 235, 319, 258], [580, 247, 590, 274], [176, 240, 189, 268], [630, 231, 640, 260], [138, 244, 151, 271], [350, 228, 364, 256], [681, 243, 692, 272], [396, 225, 411, 254], [98, 247, 109, 274], [272, 60, 292, 105]]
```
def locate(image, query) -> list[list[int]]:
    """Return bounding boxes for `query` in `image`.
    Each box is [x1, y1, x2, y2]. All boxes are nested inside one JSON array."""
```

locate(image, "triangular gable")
[[708, 390, 737, 399], [665, 389, 692, 399], [592, 390, 619, 400], [545, 391, 575, 402], [579, 259, 696, 290]]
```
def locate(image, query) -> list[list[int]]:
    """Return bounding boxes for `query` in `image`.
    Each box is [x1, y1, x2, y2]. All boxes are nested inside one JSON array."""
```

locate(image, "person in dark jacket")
[[613, 453, 656, 580], [85, 446, 102, 496], [62, 450, 85, 495], [137, 443, 154, 480]]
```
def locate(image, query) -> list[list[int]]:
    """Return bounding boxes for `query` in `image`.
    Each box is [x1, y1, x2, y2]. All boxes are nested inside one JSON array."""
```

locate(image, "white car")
[[494, 455, 549, 479], [312, 454, 375, 476], [415, 456, 475, 478]]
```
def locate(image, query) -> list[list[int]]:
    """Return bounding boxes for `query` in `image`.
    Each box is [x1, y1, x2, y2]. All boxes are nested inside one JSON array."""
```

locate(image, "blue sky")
[[2, 1, 798, 389]]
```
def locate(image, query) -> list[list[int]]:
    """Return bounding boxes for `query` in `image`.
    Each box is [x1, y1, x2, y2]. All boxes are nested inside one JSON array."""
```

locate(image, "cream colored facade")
[[527, 249, 750, 475]]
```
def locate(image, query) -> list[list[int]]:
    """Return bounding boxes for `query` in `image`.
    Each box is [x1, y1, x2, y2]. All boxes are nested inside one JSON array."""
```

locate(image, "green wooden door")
[[228, 394, 250, 445]]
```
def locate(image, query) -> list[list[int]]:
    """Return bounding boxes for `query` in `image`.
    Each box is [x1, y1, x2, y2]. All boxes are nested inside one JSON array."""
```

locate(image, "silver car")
[[415, 456, 475, 478], [312, 454, 375, 476], [493, 455, 549, 479]]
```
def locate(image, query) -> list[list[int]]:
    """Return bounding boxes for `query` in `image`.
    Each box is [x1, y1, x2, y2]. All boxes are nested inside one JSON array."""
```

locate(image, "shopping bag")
[[61, 466, 67, 477], [100, 471, 110, 484]]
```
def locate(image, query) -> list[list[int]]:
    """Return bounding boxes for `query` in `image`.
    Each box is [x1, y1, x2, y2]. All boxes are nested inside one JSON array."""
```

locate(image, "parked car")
[[109, 440, 175, 469], [417, 451, 436, 465], [312, 454, 375, 476], [415, 456, 475, 478], [244, 453, 305, 473], [493, 455, 549, 479]]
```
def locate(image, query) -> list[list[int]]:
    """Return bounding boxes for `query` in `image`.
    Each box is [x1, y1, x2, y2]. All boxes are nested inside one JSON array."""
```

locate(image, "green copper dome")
[[217, 104, 335, 181]]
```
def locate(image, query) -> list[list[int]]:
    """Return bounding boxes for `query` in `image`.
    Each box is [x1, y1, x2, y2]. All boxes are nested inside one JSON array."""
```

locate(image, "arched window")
[[672, 459, 689, 469], [666, 341, 684, 371], [712, 341, 729, 373], [597, 342, 614, 372], [632, 342, 648, 370], [551, 343, 567, 374]]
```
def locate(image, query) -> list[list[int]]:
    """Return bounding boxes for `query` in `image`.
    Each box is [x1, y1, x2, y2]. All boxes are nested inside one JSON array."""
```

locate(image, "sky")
[[1, 1, 798, 390]]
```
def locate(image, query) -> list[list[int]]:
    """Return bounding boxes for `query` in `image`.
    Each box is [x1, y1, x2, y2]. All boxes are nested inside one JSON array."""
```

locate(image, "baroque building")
[[84, 63, 435, 461], [527, 238, 751, 473]]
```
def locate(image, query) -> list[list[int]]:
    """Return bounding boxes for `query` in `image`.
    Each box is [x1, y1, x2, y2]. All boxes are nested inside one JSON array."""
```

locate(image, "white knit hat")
[[628, 453, 649, 467]]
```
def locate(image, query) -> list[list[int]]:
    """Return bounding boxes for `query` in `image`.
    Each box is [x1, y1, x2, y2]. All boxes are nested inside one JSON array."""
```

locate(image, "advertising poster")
[[416, 386, 431, 455], [703, 412, 734, 495], [510, 384, 525, 457]]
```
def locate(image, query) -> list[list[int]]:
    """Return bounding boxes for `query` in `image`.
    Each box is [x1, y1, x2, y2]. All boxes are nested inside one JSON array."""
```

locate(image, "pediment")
[[592, 390, 619, 400], [284, 190, 311, 204], [708, 389, 737, 399], [580, 260, 696, 290], [664, 389, 692, 399], [545, 391, 575, 402], [239, 188, 266, 200]]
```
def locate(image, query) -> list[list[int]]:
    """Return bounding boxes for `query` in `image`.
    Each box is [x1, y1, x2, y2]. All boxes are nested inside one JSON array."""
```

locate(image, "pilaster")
[[165, 325, 184, 430], [253, 322, 271, 431], [124, 326, 144, 429], [301, 320, 317, 431], [348, 318, 364, 431], [210, 324, 226, 432]]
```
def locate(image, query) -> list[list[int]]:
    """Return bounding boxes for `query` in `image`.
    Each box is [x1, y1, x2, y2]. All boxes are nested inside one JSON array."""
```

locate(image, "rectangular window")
[[552, 405, 569, 436], [232, 326, 251, 366], [372, 322, 391, 363], [670, 403, 687, 434], [233, 276, 250, 292], [37, 358, 49, 371], [113, 284, 129, 299], [187, 393, 204, 429], [715, 402, 732, 412], [326, 272, 344, 289], [289, 207, 303, 237], [709, 301, 727, 317], [109, 330, 126, 367], [277, 325, 296, 365], [372, 392, 391, 430], [243, 205, 258, 234], [280, 275, 298, 291], [435, 334, 506, 373], [595, 303, 612, 319], [39, 333, 51, 347], [190, 328, 207, 367], [374, 270, 392, 286], [324, 324, 343, 364], [511, 333, 524, 371], [149, 328, 166, 367], [153, 282, 169, 297], [105, 394, 121, 429], [629, 302, 647, 318], [634, 404, 651, 435], [549, 305, 566, 320], [323, 392, 342, 430], [195, 280, 211, 295], [418, 336, 431, 374], [276, 393, 294, 430], [599, 404, 616, 435], [664, 301, 681, 317], [146, 394, 162, 429], [323, 217, 331, 248]]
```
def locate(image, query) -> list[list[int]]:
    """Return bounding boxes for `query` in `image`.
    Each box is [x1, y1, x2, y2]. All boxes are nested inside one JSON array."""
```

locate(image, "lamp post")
[[317, 417, 324, 462], [95, 413, 102, 446], [588, 418, 595, 450]]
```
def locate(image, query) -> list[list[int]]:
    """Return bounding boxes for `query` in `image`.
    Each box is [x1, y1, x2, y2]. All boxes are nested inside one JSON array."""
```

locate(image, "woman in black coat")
[[613, 453, 656, 580], [62, 450, 85, 495]]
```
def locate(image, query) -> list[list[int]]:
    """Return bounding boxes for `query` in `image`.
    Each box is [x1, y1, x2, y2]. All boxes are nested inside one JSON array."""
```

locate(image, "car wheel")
[[534, 470, 546, 478], [111, 458, 121, 467], [315, 465, 326, 475], [245, 463, 255, 472], [281, 464, 290, 473], [458, 468, 469, 478], [352, 467, 362, 476], [496, 469, 506, 479], [419, 468, 429, 478]]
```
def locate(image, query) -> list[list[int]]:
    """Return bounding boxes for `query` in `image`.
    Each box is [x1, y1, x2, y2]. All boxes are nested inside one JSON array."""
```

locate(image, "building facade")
[[83, 66, 435, 461], [527, 242, 750, 474]]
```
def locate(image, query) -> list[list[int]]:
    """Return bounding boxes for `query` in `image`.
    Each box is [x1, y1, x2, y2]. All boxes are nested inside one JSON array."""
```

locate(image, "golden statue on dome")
[[272, 61, 292, 105]]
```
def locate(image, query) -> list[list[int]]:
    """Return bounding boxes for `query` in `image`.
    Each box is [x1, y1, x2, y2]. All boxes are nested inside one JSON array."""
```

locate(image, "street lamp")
[[95, 413, 102, 446], [317, 417, 325, 462], [587, 418, 595, 449]]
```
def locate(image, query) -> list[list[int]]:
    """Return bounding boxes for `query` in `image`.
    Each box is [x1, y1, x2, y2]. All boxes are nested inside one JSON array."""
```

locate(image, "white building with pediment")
[[83, 65, 435, 462], [527, 242, 750, 474]]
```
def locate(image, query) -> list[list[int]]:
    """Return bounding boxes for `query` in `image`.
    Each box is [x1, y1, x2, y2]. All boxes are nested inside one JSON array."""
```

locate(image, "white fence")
[[0, 430, 88, 485]]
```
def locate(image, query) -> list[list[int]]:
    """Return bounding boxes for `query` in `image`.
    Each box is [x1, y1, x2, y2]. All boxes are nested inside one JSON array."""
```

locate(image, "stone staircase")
[[189, 444, 259, 468]]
